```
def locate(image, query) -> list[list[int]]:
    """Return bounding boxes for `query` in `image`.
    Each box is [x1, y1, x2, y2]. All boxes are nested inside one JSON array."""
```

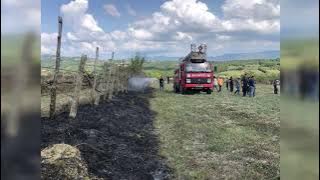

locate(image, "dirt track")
[[41, 89, 172, 180]]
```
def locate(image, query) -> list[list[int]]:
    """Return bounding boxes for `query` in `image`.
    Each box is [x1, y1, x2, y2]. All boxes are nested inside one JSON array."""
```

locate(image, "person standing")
[[218, 76, 224, 92], [167, 76, 170, 84], [213, 76, 218, 91], [229, 77, 234, 92], [234, 78, 240, 95], [252, 76, 256, 97], [273, 79, 279, 94], [159, 76, 164, 91], [248, 76, 255, 97], [226, 78, 229, 90], [241, 74, 248, 97]]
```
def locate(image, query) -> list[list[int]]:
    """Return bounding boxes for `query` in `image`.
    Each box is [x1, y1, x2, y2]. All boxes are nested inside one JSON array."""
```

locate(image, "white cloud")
[[222, 0, 280, 20], [103, 4, 121, 17], [42, 0, 279, 58], [1, 0, 40, 34], [160, 0, 222, 31], [81, 14, 103, 32], [110, 30, 128, 40], [41, 33, 58, 54], [66, 32, 79, 41], [174, 32, 193, 41], [126, 4, 137, 16], [222, 19, 280, 33], [128, 28, 153, 40], [61, 0, 102, 32], [216, 34, 231, 41], [221, 0, 280, 34]]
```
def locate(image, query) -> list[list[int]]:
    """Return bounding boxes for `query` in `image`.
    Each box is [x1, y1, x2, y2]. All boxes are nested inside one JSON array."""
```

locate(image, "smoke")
[[127, 76, 157, 92]]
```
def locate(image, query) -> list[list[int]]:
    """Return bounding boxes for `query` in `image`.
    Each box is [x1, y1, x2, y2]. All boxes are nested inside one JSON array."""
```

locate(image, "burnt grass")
[[41, 89, 172, 179], [2, 113, 41, 180]]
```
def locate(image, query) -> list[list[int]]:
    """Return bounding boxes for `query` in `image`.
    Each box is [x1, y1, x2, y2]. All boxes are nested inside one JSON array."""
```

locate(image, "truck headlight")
[[207, 79, 211, 83], [186, 74, 191, 78], [186, 78, 191, 83]]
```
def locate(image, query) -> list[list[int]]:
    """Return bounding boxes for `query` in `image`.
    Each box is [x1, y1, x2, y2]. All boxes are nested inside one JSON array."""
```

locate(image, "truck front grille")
[[190, 78, 209, 84]]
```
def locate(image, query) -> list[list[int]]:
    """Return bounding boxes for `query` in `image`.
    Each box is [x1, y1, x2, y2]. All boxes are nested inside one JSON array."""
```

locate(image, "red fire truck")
[[173, 44, 214, 94]]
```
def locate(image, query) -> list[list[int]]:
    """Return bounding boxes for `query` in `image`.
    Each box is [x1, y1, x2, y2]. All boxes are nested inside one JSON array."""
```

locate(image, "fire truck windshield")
[[185, 62, 211, 72]]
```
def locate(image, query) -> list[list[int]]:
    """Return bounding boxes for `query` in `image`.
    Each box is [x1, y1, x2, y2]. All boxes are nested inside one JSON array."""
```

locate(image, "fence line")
[[42, 16, 131, 119]]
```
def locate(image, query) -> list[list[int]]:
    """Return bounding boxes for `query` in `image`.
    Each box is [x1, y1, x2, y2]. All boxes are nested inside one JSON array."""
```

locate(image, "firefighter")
[[273, 79, 279, 94], [241, 74, 248, 96], [159, 76, 164, 91], [234, 78, 240, 95], [248, 76, 255, 97], [226, 78, 229, 90], [229, 76, 234, 92], [218, 76, 224, 92], [213, 76, 218, 91]]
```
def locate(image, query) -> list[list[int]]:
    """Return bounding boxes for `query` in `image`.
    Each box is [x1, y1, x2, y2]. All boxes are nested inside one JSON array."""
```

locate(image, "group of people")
[[213, 74, 256, 97], [160, 74, 280, 97]]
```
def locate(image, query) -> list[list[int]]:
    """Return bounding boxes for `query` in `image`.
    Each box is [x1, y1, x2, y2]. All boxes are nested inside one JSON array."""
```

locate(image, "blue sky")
[[1, 0, 318, 58], [41, 0, 168, 33], [41, 0, 281, 59]]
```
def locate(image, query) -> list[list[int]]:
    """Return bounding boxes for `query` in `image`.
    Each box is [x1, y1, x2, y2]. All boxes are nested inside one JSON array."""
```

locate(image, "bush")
[[258, 67, 267, 73], [128, 55, 145, 75]]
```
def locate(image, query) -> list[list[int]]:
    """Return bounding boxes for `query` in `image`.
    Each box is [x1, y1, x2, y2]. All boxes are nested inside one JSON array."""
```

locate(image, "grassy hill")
[[143, 59, 280, 83]]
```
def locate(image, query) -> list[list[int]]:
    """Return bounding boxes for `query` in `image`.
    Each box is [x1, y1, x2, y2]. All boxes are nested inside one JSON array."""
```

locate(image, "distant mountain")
[[42, 50, 280, 62], [148, 56, 180, 61], [148, 50, 279, 61], [208, 50, 280, 61]]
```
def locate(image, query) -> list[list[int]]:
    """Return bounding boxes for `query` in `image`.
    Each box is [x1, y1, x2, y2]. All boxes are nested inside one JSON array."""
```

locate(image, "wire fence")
[[41, 16, 132, 118]]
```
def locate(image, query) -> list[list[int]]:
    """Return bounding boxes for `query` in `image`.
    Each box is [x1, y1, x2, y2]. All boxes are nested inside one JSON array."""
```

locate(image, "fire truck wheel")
[[206, 90, 212, 94], [174, 85, 179, 93], [179, 85, 186, 94]]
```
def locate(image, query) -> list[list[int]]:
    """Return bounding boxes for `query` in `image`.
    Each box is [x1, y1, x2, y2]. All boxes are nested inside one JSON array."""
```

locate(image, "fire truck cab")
[[173, 44, 214, 94]]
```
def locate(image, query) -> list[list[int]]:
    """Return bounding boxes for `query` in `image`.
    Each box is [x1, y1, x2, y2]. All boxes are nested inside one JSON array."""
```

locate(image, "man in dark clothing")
[[226, 79, 229, 90], [252, 76, 256, 97], [234, 78, 240, 95], [241, 75, 248, 96], [273, 79, 279, 94], [229, 77, 234, 92], [159, 76, 164, 91], [167, 76, 170, 84], [299, 65, 310, 100], [248, 76, 255, 97]]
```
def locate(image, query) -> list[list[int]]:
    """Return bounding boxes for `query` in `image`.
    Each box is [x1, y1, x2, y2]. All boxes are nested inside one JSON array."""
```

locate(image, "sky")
[[281, 0, 319, 39], [39, 0, 282, 59], [1, 0, 318, 59]]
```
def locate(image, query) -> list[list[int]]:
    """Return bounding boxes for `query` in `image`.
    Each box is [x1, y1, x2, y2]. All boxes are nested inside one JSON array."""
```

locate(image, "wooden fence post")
[[108, 63, 115, 100], [49, 16, 63, 118], [91, 47, 99, 105], [120, 63, 126, 93], [6, 33, 34, 136], [69, 55, 87, 118], [118, 62, 124, 93], [102, 62, 109, 100], [114, 64, 119, 95], [123, 65, 128, 93]]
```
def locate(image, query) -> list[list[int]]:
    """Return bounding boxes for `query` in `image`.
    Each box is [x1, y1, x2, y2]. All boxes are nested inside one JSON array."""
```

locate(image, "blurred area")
[[1, 0, 40, 179], [281, 0, 319, 179]]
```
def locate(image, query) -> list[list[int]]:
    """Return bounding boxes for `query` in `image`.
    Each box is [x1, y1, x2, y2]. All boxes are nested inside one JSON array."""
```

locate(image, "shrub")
[[128, 55, 145, 75]]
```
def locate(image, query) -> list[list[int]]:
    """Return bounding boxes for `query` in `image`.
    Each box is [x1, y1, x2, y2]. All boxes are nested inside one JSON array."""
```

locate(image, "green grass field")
[[281, 97, 319, 180], [143, 59, 280, 83], [149, 83, 280, 179]]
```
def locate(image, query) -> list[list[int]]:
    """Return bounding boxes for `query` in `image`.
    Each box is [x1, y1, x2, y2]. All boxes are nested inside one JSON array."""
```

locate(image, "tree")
[[128, 54, 145, 75]]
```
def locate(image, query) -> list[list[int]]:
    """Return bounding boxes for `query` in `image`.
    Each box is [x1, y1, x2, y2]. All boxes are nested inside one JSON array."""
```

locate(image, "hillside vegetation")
[[143, 59, 280, 83]]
